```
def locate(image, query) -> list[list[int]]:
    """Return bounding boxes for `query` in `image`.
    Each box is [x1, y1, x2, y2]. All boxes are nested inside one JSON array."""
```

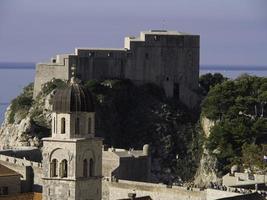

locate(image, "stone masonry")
[[33, 30, 200, 108]]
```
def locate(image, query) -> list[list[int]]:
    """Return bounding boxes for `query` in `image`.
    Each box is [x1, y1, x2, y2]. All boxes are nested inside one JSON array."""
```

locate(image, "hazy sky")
[[0, 0, 266, 65]]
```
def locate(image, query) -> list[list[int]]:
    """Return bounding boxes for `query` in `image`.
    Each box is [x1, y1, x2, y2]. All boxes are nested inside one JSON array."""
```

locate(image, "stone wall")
[[102, 180, 206, 200], [102, 151, 119, 179], [33, 54, 70, 98], [33, 31, 200, 108], [74, 48, 127, 80], [0, 154, 42, 192]]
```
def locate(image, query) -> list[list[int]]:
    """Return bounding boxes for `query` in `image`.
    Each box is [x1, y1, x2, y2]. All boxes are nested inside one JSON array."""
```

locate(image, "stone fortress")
[[1, 30, 264, 200], [34, 30, 200, 108]]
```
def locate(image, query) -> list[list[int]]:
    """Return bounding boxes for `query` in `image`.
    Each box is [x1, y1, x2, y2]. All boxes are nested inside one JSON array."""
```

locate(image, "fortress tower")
[[34, 30, 200, 108], [42, 73, 102, 200]]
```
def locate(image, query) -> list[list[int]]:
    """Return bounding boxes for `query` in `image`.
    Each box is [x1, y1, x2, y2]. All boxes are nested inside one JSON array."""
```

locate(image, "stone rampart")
[[33, 54, 70, 98], [102, 179, 206, 200], [33, 30, 200, 108], [0, 154, 43, 192]]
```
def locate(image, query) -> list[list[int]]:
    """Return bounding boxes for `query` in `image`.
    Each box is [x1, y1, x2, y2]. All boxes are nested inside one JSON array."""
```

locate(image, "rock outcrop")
[[194, 148, 219, 187], [201, 116, 215, 137], [194, 116, 219, 187], [0, 86, 53, 149]]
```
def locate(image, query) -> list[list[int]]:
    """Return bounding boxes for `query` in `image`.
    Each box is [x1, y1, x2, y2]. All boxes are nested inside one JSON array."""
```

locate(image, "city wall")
[[33, 54, 70, 97], [0, 154, 43, 192], [0, 154, 245, 200], [102, 179, 206, 200]]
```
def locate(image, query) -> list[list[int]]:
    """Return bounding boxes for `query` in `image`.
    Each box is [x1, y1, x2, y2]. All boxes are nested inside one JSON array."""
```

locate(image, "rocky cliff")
[[0, 82, 57, 149], [194, 116, 219, 187]]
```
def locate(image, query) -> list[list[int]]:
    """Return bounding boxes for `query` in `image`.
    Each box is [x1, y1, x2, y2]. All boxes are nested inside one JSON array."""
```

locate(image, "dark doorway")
[[174, 83, 180, 99]]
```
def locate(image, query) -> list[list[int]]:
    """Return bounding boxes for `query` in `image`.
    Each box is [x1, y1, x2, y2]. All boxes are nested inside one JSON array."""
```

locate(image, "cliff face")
[[0, 85, 53, 149], [194, 116, 219, 187], [201, 116, 215, 138]]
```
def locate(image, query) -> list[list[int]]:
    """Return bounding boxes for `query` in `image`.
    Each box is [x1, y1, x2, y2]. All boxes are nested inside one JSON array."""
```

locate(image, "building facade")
[[42, 77, 103, 200], [0, 164, 21, 196], [34, 30, 200, 108]]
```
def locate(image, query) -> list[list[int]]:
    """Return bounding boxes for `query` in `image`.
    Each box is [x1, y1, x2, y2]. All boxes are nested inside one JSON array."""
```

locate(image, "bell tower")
[[42, 66, 102, 200]]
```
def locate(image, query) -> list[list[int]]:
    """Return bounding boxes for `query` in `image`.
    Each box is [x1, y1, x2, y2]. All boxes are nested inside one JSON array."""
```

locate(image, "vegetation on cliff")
[[8, 83, 34, 124], [202, 74, 267, 173], [85, 79, 203, 182]]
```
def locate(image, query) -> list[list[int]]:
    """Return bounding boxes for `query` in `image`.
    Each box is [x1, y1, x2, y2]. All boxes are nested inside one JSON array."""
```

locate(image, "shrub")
[[41, 79, 67, 96], [8, 83, 34, 124]]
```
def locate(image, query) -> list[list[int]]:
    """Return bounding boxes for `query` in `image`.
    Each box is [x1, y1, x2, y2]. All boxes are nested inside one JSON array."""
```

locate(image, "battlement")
[[124, 30, 199, 49], [0, 154, 42, 168]]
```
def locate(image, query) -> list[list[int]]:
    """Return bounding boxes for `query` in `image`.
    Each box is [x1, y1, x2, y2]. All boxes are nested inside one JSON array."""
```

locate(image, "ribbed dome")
[[52, 82, 94, 113]]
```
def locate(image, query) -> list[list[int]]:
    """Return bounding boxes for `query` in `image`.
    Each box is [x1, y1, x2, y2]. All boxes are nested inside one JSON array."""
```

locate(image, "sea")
[[1, 62, 267, 124]]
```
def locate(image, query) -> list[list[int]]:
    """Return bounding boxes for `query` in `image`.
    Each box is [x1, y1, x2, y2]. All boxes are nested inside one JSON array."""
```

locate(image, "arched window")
[[60, 159, 68, 178], [50, 159, 58, 177], [61, 117, 66, 134], [75, 117, 80, 135], [88, 117, 91, 134], [89, 158, 94, 177], [83, 159, 88, 177]]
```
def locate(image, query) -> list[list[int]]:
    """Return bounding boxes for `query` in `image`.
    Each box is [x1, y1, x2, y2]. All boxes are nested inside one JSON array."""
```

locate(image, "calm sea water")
[[0, 63, 267, 124], [0, 63, 35, 124]]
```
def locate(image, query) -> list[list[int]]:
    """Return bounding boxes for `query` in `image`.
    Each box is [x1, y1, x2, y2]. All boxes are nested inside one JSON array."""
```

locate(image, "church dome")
[[52, 81, 94, 113]]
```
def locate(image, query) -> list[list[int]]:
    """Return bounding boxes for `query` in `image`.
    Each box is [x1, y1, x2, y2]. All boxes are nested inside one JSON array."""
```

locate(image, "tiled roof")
[[0, 192, 42, 200], [0, 164, 21, 177]]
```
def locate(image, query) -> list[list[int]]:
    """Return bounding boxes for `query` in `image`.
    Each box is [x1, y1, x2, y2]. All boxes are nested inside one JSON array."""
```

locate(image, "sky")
[[0, 0, 266, 66]]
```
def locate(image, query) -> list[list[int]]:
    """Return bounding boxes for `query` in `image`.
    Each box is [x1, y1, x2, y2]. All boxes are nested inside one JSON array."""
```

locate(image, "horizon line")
[[0, 62, 267, 70]]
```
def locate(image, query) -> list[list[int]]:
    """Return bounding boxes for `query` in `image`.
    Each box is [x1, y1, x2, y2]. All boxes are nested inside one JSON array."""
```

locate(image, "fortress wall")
[[76, 49, 127, 81], [0, 154, 42, 168], [33, 57, 69, 98], [102, 180, 206, 200], [185, 36, 200, 90], [125, 34, 200, 104], [33, 31, 200, 108], [0, 155, 43, 192]]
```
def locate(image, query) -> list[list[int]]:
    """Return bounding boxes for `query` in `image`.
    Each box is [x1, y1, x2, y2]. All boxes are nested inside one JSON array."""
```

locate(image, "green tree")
[[199, 73, 227, 95], [203, 75, 267, 173]]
